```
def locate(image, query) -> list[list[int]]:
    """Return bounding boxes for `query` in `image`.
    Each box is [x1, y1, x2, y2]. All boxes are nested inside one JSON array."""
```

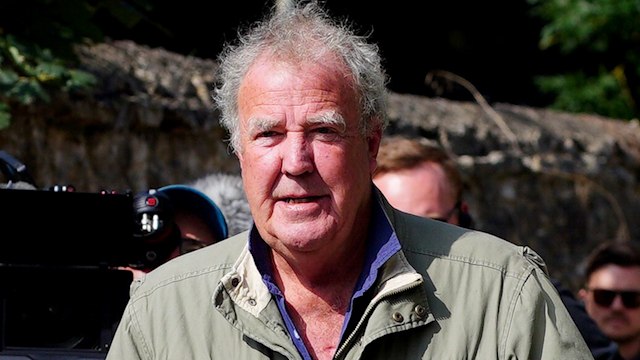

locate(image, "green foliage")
[[0, 102, 9, 129], [535, 67, 635, 119], [528, 0, 640, 120], [0, 34, 98, 128], [0, 0, 154, 129]]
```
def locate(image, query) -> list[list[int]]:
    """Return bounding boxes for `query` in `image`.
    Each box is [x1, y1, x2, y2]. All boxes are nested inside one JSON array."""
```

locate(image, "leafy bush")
[[528, 0, 640, 120], [0, 0, 154, 129]]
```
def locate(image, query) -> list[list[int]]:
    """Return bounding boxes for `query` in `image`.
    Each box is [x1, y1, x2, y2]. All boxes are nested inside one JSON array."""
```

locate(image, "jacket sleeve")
[[503, 259, 595, 360], [106, 301, 149, 360], [106, 280, 150, 360]]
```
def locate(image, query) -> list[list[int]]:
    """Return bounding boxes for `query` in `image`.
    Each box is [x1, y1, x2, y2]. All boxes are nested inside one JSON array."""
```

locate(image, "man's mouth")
[[284, 196, 318, 203]]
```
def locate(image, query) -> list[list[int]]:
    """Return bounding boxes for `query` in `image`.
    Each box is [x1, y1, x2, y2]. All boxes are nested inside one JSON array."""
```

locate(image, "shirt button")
[[392, 312, 404, 323], [248, 298, 257, 306], [231, 277, 240, 287]]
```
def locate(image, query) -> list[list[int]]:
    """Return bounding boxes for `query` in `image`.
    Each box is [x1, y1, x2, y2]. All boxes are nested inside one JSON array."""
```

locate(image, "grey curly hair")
[[212, 0, 389, 153]]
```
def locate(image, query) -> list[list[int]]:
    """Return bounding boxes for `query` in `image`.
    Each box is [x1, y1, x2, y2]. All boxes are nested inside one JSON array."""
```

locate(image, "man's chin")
[[602, 324, 634, 341], [273, 226, 329, 248]]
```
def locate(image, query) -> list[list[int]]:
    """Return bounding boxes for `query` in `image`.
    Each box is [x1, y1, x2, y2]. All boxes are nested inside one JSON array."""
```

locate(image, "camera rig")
[[0, 188, 138, 359], [0, 151, 186, 359]]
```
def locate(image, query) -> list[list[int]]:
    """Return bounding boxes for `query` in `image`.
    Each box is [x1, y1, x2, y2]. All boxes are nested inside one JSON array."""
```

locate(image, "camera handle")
[[0, 150, 36, 187]]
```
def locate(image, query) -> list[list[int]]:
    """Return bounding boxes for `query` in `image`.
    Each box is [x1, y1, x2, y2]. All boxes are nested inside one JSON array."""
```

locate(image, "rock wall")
[[1, 40, 639, 291]]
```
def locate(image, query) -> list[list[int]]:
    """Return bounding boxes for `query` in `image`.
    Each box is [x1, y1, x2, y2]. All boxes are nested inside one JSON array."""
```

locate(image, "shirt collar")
[[249, 192, 401, 295]]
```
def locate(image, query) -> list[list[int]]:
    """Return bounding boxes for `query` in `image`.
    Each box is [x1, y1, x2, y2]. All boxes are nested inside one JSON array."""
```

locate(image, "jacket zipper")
[[333, 274, 423, 359]]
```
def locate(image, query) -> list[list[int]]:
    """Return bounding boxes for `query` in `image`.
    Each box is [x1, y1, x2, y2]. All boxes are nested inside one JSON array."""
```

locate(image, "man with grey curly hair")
[[107, 1, 592, 359]]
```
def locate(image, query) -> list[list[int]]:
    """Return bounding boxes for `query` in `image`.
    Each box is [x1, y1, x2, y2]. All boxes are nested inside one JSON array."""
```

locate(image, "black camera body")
[[0, 185, 193, 359], [0, 188, 140, 268], [0, 149, 190, 358], [0, 188, 146, 359], [131, 189, 183, 271], [0, 151, 194, 359]]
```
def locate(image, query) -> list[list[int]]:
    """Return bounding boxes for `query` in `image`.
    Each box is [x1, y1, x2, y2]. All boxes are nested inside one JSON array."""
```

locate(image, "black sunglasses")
[[589, 288, 640, 309]]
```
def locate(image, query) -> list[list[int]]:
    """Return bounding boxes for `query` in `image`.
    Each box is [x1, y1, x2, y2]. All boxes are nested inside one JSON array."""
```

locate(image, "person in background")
[[373, 134, 473, 227], [373, 134, 622, 360], [154, 184, 229, 255], [106, 1, 593, 359], [127, 184, 229, 278], [579, 241, 640, 360]]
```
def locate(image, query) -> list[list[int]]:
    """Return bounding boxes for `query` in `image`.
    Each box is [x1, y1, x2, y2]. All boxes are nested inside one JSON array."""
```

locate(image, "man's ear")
[[577, 288, 588, 301]]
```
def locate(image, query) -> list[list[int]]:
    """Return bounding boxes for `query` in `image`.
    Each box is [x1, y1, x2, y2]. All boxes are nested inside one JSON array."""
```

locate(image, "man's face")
[[236, 56, 380, 260], [171, 211, 218, 257], [373, 161, 459, 225], [579, 264, 640, 343]]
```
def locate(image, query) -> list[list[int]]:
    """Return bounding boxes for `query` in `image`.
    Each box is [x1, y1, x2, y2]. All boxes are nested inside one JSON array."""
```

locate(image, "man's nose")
[[281, 133, 314, 176], [610, 294, 626, 310]]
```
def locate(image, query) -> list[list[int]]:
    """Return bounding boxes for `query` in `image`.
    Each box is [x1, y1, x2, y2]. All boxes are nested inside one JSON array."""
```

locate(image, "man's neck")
[[618, 338, 640, 360], [272, 249, 364, 360], [270, 236, 366, 288]]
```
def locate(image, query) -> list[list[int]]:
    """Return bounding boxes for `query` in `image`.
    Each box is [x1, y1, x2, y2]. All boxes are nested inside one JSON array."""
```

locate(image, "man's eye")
[[316, 127, 334, 134], [257, 130, 278, 138], [310, 127, 340, 141]]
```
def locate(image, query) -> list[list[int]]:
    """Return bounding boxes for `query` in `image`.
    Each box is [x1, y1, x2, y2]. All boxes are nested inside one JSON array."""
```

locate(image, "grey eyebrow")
[[247, 111, 346, 133], [307, 111, 346, 132], [247, 117, 280, 133]]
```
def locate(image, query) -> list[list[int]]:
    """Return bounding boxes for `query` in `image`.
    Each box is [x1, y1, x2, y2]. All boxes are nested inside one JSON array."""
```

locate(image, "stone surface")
[[1, 40, 638, 291]]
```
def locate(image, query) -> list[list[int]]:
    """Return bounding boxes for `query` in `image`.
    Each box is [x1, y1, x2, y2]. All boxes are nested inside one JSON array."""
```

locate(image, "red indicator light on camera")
[[145, 196, 158, 207]]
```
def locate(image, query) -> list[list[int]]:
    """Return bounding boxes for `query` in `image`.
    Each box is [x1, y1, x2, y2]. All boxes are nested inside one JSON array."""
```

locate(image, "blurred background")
[[0, 0, 639, 276], [1, 0, 639, 125], [0, 1, 639, 356]]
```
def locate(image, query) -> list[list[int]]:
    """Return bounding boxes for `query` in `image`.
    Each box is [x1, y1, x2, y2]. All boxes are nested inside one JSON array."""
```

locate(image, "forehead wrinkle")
[[241, 89, 343, 121], [271, 88, 343, 105]]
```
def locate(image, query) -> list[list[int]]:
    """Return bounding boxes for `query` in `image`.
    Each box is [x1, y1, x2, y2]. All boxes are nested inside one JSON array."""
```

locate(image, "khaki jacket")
[[106, 195, 593, 360]]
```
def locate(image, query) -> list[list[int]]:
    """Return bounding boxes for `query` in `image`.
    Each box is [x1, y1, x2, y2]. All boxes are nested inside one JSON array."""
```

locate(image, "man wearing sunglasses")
[[579, 241, 640, 360]]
